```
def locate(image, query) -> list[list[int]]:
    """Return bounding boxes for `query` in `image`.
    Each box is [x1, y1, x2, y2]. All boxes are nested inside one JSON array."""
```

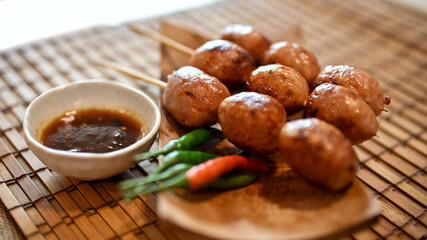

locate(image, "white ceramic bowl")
[[23, 79, 161, 180]]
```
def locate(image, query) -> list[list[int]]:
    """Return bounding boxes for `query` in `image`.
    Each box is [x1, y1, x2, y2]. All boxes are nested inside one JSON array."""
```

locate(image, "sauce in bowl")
[[41, 108, 145, 153]]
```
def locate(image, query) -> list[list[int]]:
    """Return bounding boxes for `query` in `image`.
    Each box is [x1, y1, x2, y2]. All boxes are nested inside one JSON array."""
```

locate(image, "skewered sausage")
[[219, 24, 271, 64], [305, 83, 377, 144], [163, 66, 230, 128], [247, 64, 309, 115], [312, 65, 390, 116], [218, 92, 286, 155], [263, 41, 320, 87], [189, 40, 257, 91], [279, 118, 358, 192]]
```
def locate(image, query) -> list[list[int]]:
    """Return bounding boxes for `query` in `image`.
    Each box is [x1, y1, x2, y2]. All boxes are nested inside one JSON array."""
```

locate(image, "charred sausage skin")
[[313, 65, 389, 115], [279, 118, 359, 192], [190, 40, 257, 91], [219, 24, 271, 64], [218, 92, 286, 155], [263, 41, 320, 86], [305, 83, 378, 144], [163, 66, 230, 128], [248, 64, 309, 115]]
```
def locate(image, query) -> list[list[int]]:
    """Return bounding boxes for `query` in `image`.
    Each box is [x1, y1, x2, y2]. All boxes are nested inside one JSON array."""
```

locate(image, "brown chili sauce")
[[41, 108, 145, 153]]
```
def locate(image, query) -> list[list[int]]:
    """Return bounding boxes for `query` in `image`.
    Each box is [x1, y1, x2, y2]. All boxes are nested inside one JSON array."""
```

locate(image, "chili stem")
[[124, 173, 189, 199], [120, 163, 194, 190]]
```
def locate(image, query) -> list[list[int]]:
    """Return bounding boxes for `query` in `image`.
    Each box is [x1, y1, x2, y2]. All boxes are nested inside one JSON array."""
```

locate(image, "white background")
[[0, 0, 217, 50], [0, 0, 425, 51]]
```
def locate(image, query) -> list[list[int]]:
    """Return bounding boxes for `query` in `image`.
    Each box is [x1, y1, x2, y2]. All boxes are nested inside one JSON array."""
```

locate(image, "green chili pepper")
[[123, 172, 260, 199], [208, 173, 259, 189], [124, 172, 188, 199], [120, 163, 194, 191], [136, 128, 224, 160], [122, 150, 218, 193], [152, 150, 218, 174], [155, 150, 249, 175], [122, 155, 269, 199]]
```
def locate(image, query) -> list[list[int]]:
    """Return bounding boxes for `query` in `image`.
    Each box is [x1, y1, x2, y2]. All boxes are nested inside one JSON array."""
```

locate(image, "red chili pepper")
[[186, 155, 269, 190], [121, 155, 269, 199]]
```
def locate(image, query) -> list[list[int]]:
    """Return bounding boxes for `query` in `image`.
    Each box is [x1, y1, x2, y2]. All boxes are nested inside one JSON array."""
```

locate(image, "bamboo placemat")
[[0, 0, 426, 239]]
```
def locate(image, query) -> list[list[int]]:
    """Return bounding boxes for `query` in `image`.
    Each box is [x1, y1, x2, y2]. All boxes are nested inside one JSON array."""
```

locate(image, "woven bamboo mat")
[[0, 0, 425, 239]]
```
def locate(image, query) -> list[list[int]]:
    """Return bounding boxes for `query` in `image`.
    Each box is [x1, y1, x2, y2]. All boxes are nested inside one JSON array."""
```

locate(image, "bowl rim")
[[23, 79, 161, 159]]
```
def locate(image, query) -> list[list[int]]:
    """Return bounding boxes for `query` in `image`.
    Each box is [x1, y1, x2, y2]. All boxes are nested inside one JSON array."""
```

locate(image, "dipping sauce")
[[41, 108, 145, 153]]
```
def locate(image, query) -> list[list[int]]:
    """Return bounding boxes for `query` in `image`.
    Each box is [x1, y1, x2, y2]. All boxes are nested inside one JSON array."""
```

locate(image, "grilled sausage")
[[163, 66, 230, 128], [313, 65, 390, 115], [305, 83, 378, 144], [219, 24, 271, 64], [247, 64, 309, 115], [218, 92, 286, 155], [279, 118, 359, 192], [190, 40, 257, 91], [263, 41, 320, 86]]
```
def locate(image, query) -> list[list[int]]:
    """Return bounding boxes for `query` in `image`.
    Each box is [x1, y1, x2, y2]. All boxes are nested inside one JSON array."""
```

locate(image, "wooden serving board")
[[156, 20, 380, 240]]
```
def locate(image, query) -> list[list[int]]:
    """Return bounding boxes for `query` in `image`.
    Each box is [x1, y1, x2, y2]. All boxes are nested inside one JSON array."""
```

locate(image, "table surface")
[[0, 0, 426, 239]]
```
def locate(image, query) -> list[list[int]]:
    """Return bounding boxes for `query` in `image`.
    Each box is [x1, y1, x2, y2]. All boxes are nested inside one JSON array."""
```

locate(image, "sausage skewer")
[[130, 23, 319, 90], [129, 23, 269, 58], [131, 24, 257, 91], [101, 60, 286, 155], [130, 23, 269, 63], [101, 60, 230, 128]]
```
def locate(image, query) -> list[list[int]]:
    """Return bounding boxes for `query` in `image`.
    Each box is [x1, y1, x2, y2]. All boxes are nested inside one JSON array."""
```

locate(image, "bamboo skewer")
[[107, 23, 306, 90], [160, 18, 218, 40], [100, 60, 167, 89], [102, 24, 212, 90], [101, 23, 216, 88], [129, 24, 195, 56], [129, 21, 306, 61]]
